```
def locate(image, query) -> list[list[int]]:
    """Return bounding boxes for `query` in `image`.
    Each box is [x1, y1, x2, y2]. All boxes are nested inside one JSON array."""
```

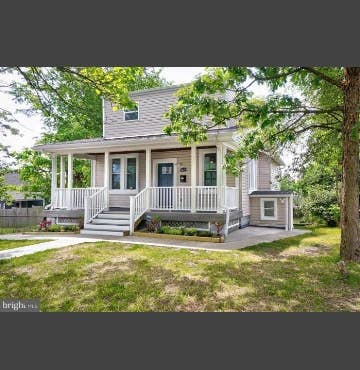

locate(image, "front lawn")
[[0, 227, 359, 311], [0, 239, 51, 251]]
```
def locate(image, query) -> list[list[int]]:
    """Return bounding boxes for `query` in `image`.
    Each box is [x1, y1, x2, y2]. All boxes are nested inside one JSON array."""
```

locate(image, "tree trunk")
[[340, 67, 360, 261]]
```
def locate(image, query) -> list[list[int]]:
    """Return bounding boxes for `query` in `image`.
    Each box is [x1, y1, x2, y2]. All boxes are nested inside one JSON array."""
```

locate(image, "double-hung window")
[[111, 159, 121, 190], [126, 157, 137, 190], [110, 155, 138, 192], [261, 198, 277, 220], [203, 152, 217, 186], [124, 104, 139, 121]]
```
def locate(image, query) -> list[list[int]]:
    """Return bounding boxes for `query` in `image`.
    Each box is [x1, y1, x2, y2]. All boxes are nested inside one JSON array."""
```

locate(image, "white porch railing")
[[223, 186, 240, 210], [129, 186, 239, 235], [84, 187, 108, 224], [149, 186, 192, 211], [196, 186, 218, 211], [129, 187, 149, 234], [53, 188, 102, 210]]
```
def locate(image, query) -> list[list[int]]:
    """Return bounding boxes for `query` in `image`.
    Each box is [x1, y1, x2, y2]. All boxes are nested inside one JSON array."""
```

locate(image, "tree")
[[6, 67, 169, 202], [165, 67, 360, 261]]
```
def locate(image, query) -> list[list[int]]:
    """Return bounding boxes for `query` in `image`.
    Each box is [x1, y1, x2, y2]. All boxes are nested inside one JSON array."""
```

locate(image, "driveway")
[[0, 227, 309, 259]]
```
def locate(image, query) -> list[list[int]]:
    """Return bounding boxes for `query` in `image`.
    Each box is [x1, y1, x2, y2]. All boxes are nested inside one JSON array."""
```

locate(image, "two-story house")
[[34, 85, 293, 237]]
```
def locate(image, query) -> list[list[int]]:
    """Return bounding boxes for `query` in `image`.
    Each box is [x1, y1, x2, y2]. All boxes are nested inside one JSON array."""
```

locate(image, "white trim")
[[249, 193, 292, 198], [67, 153, 73, 189], [152, 158, 177, 187], [191, 145, 197, 213], [109, 153, 139, 194], [248, 159, 258, 193], [123, 102, 139, 122], [198, 148, 217, 186], [102, 97, 105, 138], [260, 198, 278, 220]]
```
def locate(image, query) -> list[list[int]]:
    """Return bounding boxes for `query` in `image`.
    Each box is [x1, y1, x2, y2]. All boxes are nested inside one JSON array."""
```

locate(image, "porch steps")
[[80, 211, 130, 237]]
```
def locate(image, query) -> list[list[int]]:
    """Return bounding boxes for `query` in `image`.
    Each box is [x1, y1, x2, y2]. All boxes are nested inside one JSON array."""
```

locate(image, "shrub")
[[300, 186, 340, 226], [158, 226, 183, 235], [63, 225, 79, 232], [147, 215, 161, 232], [197, 230, 214, 237], [48, 224, 62, 232], [183, 227, 197, 236]]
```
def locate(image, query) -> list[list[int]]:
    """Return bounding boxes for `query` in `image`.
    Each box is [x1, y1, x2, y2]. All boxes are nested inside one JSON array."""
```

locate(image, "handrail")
[[129, 187, 149, 234], [84, 187, 108, 224]]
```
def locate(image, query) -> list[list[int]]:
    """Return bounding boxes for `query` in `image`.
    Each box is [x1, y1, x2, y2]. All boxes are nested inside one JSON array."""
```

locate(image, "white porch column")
[[51, 154, 57, 207], [191, 145, 197, 213], [60, 156, 66, 188], [285, 197, 289, 231], [145, 148, 151, 209], [216, 143, 225, 212], [67, 153, 73, 209], [104, 151, 110, 209], [90, 159, 96, 187]]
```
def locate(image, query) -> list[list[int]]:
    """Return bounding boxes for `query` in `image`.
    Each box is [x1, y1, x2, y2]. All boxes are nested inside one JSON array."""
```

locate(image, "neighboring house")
[[33, 85, 293, 236], [0, 172, 44, 209]]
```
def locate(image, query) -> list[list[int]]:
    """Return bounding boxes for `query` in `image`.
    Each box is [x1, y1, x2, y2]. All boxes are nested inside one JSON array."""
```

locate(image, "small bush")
[[197, 230, 214, 237], [63, 225, 79, 232], [48, 224, 62, 232], [158, 226, 183, 235], [147, 215, 161, 232], [183, 227, 197, 236]]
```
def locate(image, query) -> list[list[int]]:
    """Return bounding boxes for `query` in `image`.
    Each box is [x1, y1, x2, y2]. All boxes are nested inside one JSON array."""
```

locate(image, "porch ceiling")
[[33, 129, 236, 155]]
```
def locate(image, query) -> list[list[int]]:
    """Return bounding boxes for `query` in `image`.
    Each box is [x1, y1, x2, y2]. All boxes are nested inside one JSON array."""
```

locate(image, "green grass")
[[0, 239, 52, 251], [0, 226, 37, 234], [0, 227, 359, 312]]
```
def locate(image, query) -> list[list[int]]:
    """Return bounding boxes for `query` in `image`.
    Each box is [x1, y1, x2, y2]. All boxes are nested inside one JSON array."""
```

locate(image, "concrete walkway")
[[0, 227, 309, 259]]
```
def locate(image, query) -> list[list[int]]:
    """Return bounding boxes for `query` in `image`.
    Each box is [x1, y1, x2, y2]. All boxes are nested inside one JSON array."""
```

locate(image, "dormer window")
[[124, 104, 139, 121]]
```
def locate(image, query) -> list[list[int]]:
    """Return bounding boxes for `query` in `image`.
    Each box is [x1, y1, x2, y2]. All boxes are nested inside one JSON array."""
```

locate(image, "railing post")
[[224, 208, 230, 237], [84, 196, 88, 224], [129, 196, 135, 235]]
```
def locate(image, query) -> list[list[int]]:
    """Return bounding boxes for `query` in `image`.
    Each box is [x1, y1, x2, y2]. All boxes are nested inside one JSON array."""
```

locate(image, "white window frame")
[[123, 102, 139, 122], [248, 159, 258, 193], [198, 148, 217, 186], [109, 153, 139, 194], [260, 198, 277, 220]]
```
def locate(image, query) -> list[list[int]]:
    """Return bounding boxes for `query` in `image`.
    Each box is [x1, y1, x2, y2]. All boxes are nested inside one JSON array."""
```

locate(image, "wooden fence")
[[0, 206, 43, 228]]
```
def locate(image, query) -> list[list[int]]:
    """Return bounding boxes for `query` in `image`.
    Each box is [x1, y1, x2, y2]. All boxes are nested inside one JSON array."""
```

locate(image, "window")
[[203, 152, 217, 186], [126, 157, 136, 190], [261, 198, 277, 220], [248, 159, 257, 192], [110, 154, 138, 192], [124, 104, 139, 121], [111, 158, 121, 189]]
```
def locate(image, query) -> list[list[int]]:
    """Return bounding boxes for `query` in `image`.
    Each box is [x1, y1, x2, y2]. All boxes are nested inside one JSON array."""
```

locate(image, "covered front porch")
[[40, 131, 241, 233]]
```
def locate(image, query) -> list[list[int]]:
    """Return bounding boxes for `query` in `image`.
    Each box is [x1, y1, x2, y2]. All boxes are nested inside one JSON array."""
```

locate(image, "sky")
[[0, 67, 292, 166]]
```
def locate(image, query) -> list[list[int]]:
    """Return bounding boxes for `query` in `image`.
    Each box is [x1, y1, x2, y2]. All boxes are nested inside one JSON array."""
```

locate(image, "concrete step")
[[92, 218, 130, 226], [84, 224, 130, 232], [80, 229, 125, 237], [97, 213, 130, 220]]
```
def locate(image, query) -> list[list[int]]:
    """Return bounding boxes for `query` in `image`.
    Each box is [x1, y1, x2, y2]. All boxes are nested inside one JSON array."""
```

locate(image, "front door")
[[157, 163, 174, 208], [157, 163, 174, 187]]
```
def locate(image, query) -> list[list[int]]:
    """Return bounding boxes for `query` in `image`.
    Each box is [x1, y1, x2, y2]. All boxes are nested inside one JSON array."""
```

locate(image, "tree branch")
[[302, 67, 343, 89]]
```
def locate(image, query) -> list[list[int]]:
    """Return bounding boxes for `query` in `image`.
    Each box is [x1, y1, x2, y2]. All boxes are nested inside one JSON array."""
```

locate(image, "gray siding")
[[103, 86, 234, 139], [257, 153, 272, 191], [249, 197, 286, 228], [104, 88, 178, 138]]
